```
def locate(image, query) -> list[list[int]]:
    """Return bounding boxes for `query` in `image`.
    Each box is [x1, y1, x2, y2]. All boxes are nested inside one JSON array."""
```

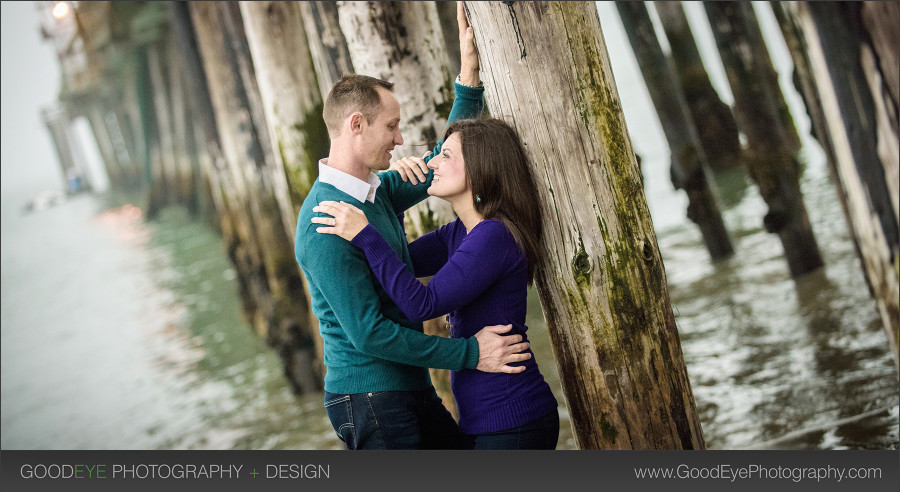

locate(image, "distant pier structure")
[[40, 105, 89, 194], [35, 1, 105, 194]]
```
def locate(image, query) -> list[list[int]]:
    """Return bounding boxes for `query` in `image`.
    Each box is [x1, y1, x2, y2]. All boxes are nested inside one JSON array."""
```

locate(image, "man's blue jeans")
[[324, 387, 469, 449]]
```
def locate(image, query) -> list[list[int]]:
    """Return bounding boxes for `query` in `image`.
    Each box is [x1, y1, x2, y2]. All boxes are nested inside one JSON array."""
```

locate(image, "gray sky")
[[1, 1, 64, 196]]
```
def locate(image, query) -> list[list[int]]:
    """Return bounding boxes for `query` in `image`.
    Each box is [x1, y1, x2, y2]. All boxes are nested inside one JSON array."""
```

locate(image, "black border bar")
[[1, 450, 898, 492]]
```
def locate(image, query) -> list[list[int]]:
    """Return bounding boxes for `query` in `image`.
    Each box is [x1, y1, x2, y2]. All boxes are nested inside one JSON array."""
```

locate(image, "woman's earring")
[[475, 195, 482, 203]]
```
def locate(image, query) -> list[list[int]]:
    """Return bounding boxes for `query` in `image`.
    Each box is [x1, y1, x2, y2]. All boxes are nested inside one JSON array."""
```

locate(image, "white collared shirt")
[[317, 159, 382, 203]]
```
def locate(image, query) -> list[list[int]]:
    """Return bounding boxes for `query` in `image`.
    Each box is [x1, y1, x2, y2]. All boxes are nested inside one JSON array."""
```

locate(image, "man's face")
[[359, 88, 403, 171]]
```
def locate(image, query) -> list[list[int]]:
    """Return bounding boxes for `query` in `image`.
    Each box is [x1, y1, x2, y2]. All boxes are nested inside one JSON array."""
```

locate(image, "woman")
[[312, 118, 559, 449]]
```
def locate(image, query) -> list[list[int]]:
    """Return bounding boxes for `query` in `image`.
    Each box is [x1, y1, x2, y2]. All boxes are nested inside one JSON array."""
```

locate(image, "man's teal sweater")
[[294, 81, 484, 394]]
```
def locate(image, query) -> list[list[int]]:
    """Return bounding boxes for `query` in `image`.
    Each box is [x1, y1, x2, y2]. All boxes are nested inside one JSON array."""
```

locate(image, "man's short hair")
[[323, 74, 395, 137]]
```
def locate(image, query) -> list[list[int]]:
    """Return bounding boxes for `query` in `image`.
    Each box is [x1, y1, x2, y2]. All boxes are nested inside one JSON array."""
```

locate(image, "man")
[[294, 3, 531, 449]]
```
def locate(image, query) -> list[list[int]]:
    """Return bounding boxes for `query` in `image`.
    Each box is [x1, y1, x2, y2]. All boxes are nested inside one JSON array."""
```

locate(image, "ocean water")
[[0, 192, 340, 450]]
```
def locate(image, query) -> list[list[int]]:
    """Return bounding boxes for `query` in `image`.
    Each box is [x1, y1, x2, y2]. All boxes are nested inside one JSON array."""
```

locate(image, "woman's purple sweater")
[[351, 218, 557, 434]]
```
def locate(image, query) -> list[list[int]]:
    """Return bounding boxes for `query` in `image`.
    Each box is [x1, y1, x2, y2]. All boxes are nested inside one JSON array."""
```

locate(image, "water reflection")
[[134, 204, 341, 450], [657, 159, 898, 450]]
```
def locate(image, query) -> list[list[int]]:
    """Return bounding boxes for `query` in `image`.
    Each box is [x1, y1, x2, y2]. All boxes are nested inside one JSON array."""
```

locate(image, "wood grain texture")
[[240, 1, 329, 236], [705, 1, 823, 277], [466, 1, 704, 449], [192, 2, 322, 394], [616, 2, 733, 261], [336, 0, 457, 238], [654, 1, 743, 172], [787, 2, 898, 373]]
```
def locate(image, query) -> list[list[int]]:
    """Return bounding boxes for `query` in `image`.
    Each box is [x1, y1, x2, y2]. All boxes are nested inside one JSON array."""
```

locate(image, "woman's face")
[[427, 133, 471, 201]]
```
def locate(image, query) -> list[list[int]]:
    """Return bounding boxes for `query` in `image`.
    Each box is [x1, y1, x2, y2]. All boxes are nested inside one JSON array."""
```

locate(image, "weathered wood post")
[[112, 90, 144, 190], [239, 1, 330, 234], [239, 0, 338, 389], [164, 33, 201, 215], [169, 1, 228, 220], [770, 3, 834, 166], [220, 2, 324, 393], [616, 2, 733, 261], [134, 44, 158, 190], [92, 10, 146, 193], [146, 37, 178, 217], [769, 2, 855, 256], [776, 2, 898, 372], [336, 0, 459, 238], [435, 0, 462, 77], [653, 1, 742, 172], [704, 2, 802, 157], [704, 1, 823, 277], [40, 106, 81, 188], [84, 99, 126, 188], [190, 1, 265, 327], [98, 66, 140, 191], [191, 2, 322, 394], [139, 12, 204, 215], [751, 3, 803, 157], [856, 1, 900, 250], [109, 110, 140, 190], [125, 2, 173, 204], [466, 1, 704, 449], [298, 1, 355, 99]]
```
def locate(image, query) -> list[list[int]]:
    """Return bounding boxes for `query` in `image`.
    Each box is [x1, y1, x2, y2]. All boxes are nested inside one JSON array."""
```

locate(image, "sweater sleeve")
[[351, 221, 512, 323], [383, 80, 486, 214], [301, 224, 480, 370]]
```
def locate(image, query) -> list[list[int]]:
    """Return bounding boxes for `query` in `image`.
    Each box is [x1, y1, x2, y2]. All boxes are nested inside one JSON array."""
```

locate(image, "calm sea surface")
[[1, 3, 897, 451]]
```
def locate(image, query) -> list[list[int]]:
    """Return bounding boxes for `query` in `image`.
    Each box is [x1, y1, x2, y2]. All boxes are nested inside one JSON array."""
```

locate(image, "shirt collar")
[[317, 159, 381, 203]]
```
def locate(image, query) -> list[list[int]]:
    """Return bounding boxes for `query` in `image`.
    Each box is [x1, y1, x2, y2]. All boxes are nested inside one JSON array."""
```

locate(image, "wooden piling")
[[466, 1, 705, 449], [298, 2, 355, 99], [704, 1, 824, 277], [653, 1, 742, 172], [776, 2, 898, 373], [336, 0, 459, 239], [240, 0, 340, 391], [221, 2, 324, 394], [164, 34, 201, 215], [41, 106, 80, 188], [146, 38, 178, 217], [752, 4, 803, 158], [190, 2, 323, 394], [168, 1, 227, 222], [239, 1, 330, 235], [110, 102, 143, 189], [435, 0, 462, 77], [134, 44, 157, 191], [84, 101, 126, 188], [616, 2, 733, 261]]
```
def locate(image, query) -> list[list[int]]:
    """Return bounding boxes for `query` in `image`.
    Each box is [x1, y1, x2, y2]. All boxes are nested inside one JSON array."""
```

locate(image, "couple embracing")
[[294, 2, 558, 450]]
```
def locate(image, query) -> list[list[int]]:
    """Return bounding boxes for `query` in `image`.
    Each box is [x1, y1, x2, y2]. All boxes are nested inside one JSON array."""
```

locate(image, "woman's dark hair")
[[444, 118, 544, 283]]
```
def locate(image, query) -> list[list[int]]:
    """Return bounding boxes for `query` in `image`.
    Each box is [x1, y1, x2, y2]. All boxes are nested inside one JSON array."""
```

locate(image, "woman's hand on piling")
[[390, 155, 430, 185], [474, 324, 531, 374], [458, 1, 480, 86], [312, 201, 368, 241]]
